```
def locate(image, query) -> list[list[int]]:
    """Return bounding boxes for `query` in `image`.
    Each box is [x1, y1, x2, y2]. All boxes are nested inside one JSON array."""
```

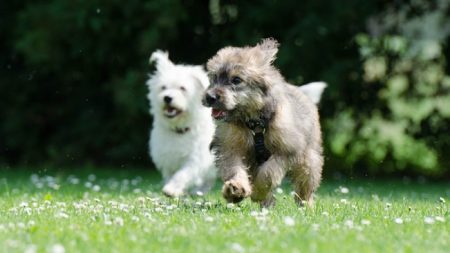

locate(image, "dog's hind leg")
[[250, 157, 285, 208], [291, 149, 322, 207]]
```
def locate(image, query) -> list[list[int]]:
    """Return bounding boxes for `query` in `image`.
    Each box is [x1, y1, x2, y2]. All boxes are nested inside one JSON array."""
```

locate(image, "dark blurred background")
[[1, 0, 449, 178]]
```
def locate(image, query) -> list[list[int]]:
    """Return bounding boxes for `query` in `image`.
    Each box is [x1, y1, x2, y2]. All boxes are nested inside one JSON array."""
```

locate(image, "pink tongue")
[[212, 109, 224, 118]]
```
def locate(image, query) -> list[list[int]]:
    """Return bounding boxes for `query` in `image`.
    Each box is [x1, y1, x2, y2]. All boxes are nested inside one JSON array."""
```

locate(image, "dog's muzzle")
[[203, 91, 220, 107]]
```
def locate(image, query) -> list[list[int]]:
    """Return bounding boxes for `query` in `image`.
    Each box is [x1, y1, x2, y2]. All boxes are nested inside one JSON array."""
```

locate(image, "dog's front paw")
[[222, 179, 251, 203], [162, 184, 184, 198]]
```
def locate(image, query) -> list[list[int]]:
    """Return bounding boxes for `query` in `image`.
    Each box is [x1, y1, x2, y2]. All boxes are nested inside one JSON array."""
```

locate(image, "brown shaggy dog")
[[202, 38, 323, 207]]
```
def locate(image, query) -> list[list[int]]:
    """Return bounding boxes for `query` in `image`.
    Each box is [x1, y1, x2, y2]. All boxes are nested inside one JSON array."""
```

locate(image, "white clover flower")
[[276, 187, 283, 194], [344, 220, 354, 228], [50, 244, 65, 253], [24, 244, 37, 253], [230, 243, 245, 253], [283, 216, 295, 226], [394, 218, 403, 224], [361, 219, 371, 225], [424, 217, 435, 224], [226, 203, 235, 209], [435, 216, 445, 222], [55, 212, 69, 219], [92, 185, 101, 192], [88, 174, 96, 181], [339, 186, 349, 194], [196, 191, 204, 197], [114, 217, 124, 226]]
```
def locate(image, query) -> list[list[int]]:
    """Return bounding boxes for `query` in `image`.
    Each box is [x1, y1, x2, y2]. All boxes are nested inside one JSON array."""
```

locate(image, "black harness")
[[245, 118, 271, 165]]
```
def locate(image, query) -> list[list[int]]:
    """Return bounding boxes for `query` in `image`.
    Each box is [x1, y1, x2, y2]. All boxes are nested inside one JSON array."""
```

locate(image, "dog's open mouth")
[[164, 106, 182, 118], [211, 108, 227, 120]]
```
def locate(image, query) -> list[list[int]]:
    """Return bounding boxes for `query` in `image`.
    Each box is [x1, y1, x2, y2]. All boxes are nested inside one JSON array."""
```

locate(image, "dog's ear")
[[191, 66, 210, 90], [149, 50, 174, 72], [256, 38, 279, 65]]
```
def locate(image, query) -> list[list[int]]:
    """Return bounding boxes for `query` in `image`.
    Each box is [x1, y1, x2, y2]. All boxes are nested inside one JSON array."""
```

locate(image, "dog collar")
[[173, 127, 190, 134], [245, 118, 271, 165]]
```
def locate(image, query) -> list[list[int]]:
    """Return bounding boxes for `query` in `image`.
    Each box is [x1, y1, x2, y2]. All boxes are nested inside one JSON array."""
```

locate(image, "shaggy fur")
[[147, 50, 216, 197], [203, 39, 324, 207]]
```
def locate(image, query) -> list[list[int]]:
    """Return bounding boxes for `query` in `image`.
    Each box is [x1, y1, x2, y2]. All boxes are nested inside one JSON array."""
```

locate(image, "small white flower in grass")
[[283, 216, 295, 226], [24, 207, 32, 215], [131, 216, 140, 222], [226, 203, 235, 209], [205, 216, 214, 222], [195, 202, 202, 207], [230, 243, 245, 253], [322, 211, 329, 217], [24, 244, 37, 253], [340, 198, 348, 204], [361, 219, 371, 225], [394, 218, 403, 224], [196, 191, 204, 197], [154, 207, 163, 212], [92, 185, 101, 192], [143, 212, 151, 219], [88, 174, 96, 181], [435, 216, 445, 222], [20, 202, 29, 208], [276, 187, 283, 194], [55, 212, 69, 219], [114, 217, 124, 226], [250, 211, 258, 217], [339, 186, 349, 194], [439, 197, 445, 204], [204, 202, 212, 208], [385, 203, 392, 208], [50, 244, 65, 253], [344, 220, 354, 228], [424, 217, 435, 224]]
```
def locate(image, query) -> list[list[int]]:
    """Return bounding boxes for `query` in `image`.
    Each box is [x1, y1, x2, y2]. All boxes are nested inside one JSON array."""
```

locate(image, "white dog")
[[146, 50, 216, 197]]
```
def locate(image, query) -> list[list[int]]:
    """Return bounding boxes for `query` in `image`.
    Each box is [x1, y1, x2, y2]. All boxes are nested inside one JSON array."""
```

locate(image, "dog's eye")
[[231, 76, 242, 85], [180, 86, 186, 91], [161, 86, 166, 90]]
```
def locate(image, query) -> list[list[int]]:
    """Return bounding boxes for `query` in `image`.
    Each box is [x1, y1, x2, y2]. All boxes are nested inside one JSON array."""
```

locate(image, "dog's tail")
[[299, 82, 327, 105], [149, 50, 174, 71]]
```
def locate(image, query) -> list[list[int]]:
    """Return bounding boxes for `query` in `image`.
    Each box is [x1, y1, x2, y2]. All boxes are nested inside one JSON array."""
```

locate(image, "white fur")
[[299, 82, 327, 104], [146, 50, 216, 197]]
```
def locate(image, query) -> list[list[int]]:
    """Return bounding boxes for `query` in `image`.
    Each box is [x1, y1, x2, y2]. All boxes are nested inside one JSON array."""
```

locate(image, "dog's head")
[[147, 50, 209, 122], [202, 38, 283, 121]]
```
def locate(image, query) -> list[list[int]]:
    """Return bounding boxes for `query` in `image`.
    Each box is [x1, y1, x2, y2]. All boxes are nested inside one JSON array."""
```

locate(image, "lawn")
[[0, 168, 448, 253]]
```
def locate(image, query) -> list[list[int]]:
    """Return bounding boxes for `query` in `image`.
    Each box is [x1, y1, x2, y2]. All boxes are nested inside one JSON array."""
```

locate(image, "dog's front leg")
[[218, 156, 252, 203], [162, 162, 200, 197], [250, 156, 286, 208]]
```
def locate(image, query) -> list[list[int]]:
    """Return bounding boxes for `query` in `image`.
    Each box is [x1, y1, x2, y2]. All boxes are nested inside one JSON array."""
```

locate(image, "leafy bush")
[[0, 0, 448, 177]]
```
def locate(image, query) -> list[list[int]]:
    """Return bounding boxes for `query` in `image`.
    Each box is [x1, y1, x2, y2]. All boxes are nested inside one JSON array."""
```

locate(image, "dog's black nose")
[[205, 93, 219, 106], [163, 96, 172, 104]]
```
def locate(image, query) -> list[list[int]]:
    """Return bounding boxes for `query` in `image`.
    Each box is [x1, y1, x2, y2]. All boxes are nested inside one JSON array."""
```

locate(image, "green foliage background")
[[1, 0, 449, 177]]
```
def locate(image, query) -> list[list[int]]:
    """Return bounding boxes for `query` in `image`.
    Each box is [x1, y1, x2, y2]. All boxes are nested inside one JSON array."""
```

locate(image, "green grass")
[[0, 168, 449, 253]]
